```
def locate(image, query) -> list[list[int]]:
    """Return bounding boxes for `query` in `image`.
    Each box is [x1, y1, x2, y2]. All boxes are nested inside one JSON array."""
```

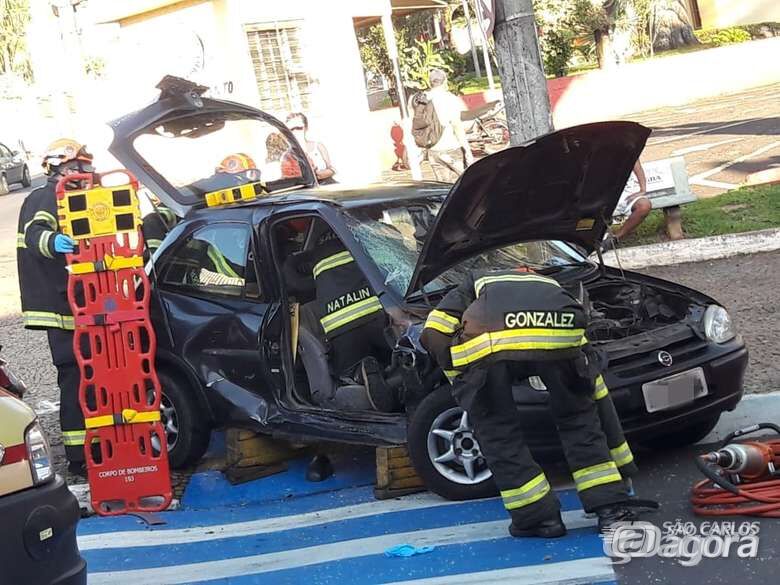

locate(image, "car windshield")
[[133, 112, 310, 200], [343, 197, 591, 296]]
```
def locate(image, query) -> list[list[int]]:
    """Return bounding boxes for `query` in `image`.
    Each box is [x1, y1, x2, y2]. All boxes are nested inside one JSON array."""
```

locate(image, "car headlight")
[[25, 421, 54, 484], [703, 305, 736, 344]]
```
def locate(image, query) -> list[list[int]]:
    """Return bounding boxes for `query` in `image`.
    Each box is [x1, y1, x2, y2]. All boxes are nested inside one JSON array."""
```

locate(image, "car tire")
[[407, 386, 498, 501], [0, 174, 8, 195], [639, 414, 720, 450], [157, 369, 211, 468], [21, 165, 31, 188]]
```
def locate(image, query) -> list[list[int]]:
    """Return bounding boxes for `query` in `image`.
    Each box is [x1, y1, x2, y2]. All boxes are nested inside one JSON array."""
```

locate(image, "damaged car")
[[107, 82, 748, 500]]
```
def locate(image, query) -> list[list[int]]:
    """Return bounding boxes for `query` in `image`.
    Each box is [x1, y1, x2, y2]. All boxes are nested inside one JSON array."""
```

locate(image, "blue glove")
[[384, 544, 436, 558], [53, 234, 75, 254]]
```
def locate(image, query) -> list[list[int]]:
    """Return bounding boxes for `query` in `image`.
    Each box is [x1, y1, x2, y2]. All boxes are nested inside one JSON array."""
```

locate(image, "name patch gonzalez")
[[504, 311, 576, 329]]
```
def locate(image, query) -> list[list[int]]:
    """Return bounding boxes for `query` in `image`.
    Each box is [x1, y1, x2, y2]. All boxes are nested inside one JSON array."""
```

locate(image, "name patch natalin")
[[326, 287, 372, 314]]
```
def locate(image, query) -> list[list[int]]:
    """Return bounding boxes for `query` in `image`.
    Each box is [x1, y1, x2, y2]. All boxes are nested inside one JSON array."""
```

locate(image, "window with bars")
[[245, 22, 312, 114]]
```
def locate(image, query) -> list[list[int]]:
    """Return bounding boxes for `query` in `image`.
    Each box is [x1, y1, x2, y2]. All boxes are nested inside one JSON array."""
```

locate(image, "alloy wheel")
[[426, 407, 492, 485]]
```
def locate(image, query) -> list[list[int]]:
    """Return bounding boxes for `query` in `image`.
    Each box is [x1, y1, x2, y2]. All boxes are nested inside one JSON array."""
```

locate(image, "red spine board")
[[56, 171, 172, 515]]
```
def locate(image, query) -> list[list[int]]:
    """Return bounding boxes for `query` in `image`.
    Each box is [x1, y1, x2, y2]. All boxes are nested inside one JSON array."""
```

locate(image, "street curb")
[[600, 227, 780, 269]]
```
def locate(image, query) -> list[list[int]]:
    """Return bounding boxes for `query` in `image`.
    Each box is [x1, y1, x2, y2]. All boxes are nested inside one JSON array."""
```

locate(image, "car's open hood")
[[108, 77, 316, 217], [406, 121, 651, 295]]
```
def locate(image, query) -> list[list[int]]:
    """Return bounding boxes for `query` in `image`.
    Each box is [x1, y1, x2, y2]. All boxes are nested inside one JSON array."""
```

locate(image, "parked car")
[[0, 355, 87, 584], [0, 141, 32, 194], [106, 81, 748, 500]]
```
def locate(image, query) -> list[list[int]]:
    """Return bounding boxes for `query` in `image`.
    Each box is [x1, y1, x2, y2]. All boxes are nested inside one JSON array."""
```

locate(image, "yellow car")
[[0, 363, 86, 585]]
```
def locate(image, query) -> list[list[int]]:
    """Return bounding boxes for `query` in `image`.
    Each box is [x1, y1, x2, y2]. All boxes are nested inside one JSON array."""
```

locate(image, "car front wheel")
[[153, 370, 211, 468], [407, 386, 497, 500]]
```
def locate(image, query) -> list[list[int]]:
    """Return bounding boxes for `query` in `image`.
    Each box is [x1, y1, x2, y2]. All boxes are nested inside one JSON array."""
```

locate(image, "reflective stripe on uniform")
[[22, 311, 75, 330], [610, 441, 635, 468], [147, 238, 163, 251], [320, 295, 383, 334], [85, 409, 160, 429], [424, 309, 460, 334], [33, 210, 58, 230], [39, 231, 55, 259], [62, 430, 86, 446], [443, 369, 461, 383], [593, 375, 608, 400], [474, 273, 560, 297], [16, 232, 26, 249], [450, 328, 587, 368], [572, 461, 622, 492], [313, 251, 354, 279], [500, 473, 551, 510], [207, 247, 240, 278]]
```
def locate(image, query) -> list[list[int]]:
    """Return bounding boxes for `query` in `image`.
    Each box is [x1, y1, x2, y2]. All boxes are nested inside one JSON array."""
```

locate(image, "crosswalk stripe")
[[382, 557, 615, 585], [79, 492, 462, 550], [88, 510, 597, 585]]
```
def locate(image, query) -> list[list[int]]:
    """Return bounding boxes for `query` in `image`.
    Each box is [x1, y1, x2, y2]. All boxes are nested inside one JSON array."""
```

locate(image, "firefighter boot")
[[361, 357, 397, 413], [509, 510, 567, 538], [595, 499, 660, 533]]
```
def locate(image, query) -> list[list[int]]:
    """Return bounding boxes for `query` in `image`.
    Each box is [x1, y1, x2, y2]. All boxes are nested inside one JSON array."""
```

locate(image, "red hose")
[[692, 438, 780, 517]]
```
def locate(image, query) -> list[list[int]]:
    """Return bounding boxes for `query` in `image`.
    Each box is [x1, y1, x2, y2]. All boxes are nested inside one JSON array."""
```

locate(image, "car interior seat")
[[297, 303, 374, 411]]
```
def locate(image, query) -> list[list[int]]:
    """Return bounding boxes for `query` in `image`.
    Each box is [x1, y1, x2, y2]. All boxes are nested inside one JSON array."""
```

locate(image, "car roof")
[[186, 182, 451, 220]]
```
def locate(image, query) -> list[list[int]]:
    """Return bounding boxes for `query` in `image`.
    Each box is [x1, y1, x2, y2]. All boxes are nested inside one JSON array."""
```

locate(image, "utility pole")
[[492, 0, 552, 145]]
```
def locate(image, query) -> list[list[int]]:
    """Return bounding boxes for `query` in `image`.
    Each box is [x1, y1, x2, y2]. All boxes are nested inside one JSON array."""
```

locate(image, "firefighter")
[[140, 189, 178, 255], [16, 138, 93, 475], [308, 228, 396, 412], [421, 267, 654, 536]]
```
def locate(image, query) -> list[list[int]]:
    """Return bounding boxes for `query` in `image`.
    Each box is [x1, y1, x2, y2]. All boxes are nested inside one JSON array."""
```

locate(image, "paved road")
[[75, 392, 780, 584], [620, 83, 780, 197]]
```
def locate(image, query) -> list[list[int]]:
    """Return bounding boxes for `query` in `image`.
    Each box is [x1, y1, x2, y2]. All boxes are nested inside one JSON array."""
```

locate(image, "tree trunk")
[[653, 0, 699, 51], [594, 29, 615, 69]]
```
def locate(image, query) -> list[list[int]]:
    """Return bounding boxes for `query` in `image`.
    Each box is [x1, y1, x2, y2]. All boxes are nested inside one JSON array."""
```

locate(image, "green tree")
[[0, 0, 32, 80]]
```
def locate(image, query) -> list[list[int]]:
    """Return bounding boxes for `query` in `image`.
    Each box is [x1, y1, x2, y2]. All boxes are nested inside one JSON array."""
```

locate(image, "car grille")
[[608, 335, 709, 380]]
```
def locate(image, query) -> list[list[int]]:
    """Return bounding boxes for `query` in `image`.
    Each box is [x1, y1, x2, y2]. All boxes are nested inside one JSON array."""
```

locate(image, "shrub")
[[741, 22, 780, 39], [694, 27, 752, 47], [541, 28, 574, 77]]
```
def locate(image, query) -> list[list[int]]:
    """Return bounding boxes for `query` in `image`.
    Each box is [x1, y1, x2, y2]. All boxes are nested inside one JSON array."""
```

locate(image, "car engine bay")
[[580, 278, 698, 342]]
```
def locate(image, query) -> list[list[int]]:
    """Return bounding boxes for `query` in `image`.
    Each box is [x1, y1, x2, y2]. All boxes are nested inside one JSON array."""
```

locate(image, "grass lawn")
[[620, 183, 780, 247]]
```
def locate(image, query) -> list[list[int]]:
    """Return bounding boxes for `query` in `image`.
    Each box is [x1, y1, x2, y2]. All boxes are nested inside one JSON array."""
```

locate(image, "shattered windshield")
[[343, 197, 590, 296], [133, 113, 311, 201]]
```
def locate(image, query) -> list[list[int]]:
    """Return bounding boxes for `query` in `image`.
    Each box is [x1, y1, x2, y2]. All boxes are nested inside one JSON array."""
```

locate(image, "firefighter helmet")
[[216, 153, 257, 174], [42, 138, 93, 175]]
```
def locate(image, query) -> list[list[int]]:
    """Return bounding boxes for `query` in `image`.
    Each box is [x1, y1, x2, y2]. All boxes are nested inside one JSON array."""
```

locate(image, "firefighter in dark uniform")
[[16, 138, 94, 474], [421, 267, 653, 536], [309, 228, 395, 412]]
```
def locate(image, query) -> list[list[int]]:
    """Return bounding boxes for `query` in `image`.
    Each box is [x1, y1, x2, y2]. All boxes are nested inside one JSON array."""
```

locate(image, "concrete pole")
[[381, 11, 422, 180], [473, 0, 495, 90], [493, 0, 552, 144], [460, 0, 481, 78]]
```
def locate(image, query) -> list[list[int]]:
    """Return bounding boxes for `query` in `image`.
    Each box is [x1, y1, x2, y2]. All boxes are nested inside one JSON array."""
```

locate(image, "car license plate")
[[642, 367, 708, 413]]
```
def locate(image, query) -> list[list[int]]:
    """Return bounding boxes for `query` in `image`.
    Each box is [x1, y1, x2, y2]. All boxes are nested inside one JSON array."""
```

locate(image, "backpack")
[[410, 92, 443, 149]]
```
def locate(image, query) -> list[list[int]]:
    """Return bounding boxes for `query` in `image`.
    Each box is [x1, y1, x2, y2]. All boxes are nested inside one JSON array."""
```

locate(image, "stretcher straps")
[[85, 408, 160, 430], [74, 309, 147, 327], [70, 254, 144, 274]]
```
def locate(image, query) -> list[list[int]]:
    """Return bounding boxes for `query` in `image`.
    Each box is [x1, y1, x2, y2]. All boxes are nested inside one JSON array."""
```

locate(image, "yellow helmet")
[[216, 153, 257, 174], [42, 138, 93, 175]]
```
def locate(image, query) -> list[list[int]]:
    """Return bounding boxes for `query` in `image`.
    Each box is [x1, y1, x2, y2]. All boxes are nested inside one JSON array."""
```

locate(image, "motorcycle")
[[462, 100, 510, 155]]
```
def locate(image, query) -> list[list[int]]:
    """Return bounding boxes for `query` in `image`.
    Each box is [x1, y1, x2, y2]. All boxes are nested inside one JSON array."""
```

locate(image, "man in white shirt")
[[423, 69, 474, 182]]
